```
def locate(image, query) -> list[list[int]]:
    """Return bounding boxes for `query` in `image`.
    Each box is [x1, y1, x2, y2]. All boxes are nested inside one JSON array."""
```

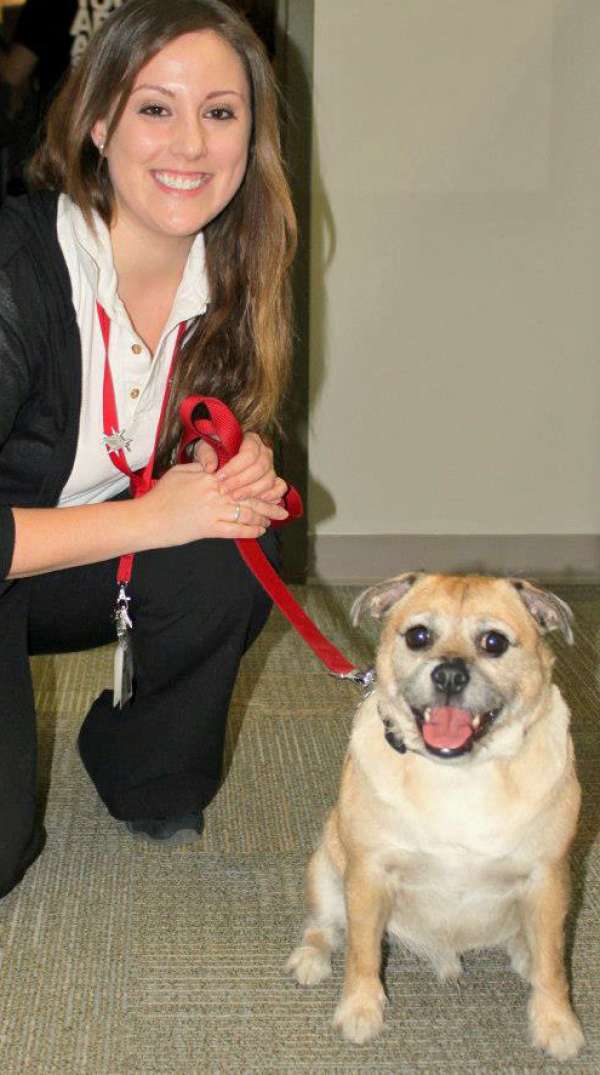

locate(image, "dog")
[[287, 573, 584, 1061]]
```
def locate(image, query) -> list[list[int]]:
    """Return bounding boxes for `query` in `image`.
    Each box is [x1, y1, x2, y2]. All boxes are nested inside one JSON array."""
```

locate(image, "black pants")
[[0, 533, 276, 898]]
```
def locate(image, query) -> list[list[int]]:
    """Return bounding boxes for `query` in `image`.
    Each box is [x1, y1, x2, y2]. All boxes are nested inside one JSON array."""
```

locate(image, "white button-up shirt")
[[57, 194, 209, 506]]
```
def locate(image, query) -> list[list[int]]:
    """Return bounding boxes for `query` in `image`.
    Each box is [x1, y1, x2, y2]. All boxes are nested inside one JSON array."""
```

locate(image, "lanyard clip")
[[114, 583, 133, 637]]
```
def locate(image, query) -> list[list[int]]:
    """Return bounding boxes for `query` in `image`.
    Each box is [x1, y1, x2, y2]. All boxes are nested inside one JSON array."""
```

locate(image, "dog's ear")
[[509, 579, 574, 645], [351, 572, 422, 625]]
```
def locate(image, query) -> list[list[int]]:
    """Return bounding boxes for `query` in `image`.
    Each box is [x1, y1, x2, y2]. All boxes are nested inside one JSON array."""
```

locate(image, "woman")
[[0, 0, 296, 897]]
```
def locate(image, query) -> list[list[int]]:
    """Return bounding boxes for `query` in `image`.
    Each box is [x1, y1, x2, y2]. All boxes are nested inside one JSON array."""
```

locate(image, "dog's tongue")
[[422, 706, 473, 751]]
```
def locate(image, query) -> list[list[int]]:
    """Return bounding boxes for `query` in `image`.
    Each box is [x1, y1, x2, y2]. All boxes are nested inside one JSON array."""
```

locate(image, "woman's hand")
[[194, 432, 288, 506], [139, 462, 288, 548], [8, 464, 288, 578]]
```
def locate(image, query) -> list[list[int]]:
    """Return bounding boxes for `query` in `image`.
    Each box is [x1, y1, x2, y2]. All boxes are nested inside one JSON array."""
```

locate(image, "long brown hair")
[[28, 0, 296, 469]]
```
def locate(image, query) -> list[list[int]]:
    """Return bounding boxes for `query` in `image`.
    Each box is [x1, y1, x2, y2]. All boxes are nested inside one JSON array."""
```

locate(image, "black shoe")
[[125, 812, 204, 845]]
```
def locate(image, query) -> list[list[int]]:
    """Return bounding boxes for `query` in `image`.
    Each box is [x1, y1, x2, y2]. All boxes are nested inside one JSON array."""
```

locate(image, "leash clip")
[[332, 666, 377, 691]]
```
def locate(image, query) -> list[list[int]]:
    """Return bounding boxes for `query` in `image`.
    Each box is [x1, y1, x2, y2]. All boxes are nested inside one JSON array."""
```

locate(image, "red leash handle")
[[179, 396, 242, 467], [178, 395, 303, 524], [178, 396, 368, 682]]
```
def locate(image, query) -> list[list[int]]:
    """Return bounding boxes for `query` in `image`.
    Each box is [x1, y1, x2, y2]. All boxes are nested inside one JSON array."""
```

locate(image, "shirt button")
[[130, 387, 140, 400], [131, 343, 143, 354]]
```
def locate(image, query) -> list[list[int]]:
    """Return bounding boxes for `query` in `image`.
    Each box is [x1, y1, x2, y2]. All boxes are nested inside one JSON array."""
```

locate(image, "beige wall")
[[307, 0, 600, 558]]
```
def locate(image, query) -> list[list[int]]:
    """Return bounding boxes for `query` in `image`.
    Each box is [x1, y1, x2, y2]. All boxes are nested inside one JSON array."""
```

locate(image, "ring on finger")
[[232, 503, 241, 523]]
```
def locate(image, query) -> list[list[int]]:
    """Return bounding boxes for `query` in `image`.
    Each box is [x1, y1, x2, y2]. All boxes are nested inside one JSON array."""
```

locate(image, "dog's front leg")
[[523, 859, 584, 1061], [333, 861, 390, 1044], [286, 844, 344, 985]]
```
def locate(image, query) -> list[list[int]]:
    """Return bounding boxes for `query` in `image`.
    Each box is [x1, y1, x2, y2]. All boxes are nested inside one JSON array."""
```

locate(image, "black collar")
[[382, 716, 407, 755]]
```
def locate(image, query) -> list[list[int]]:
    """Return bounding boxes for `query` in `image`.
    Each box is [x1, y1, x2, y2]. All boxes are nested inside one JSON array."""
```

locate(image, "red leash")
[[178, 396, 373, 687]]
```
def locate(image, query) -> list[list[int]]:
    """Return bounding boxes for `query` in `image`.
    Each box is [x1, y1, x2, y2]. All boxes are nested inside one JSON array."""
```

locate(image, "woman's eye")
[[405, 625, 432, 650], [206, 107, 235, 121], [139, 104, 169, 118], [480, 631, 509, 657]]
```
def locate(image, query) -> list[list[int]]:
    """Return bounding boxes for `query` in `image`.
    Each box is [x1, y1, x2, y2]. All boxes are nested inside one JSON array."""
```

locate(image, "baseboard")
[[308, 534, 600, 585]]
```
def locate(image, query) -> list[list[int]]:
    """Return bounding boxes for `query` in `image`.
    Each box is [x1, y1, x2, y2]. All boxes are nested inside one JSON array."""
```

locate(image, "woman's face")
[[93, 30, 252, 246]]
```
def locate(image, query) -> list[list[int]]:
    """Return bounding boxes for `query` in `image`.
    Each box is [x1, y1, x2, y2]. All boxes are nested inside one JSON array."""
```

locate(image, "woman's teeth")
[[154, 172, 208, 191]]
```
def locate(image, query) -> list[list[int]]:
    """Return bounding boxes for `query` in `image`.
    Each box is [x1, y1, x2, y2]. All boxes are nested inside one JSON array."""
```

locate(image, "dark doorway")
[[230, 0, 312, 582], [231, 0, 277, 57]]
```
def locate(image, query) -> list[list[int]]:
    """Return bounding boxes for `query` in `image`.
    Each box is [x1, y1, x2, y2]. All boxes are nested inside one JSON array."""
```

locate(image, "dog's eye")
[[405, 625, 433, 650], [480, 630, 509, 657]]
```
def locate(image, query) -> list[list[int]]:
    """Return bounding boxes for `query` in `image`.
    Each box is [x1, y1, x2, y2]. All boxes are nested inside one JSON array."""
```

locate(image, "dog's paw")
[[432, 952, 463, 982], [286, 944, 332, 986], [528, 994, 585, 1061], [333, 985, 386, 1044], [509, 946, 531, 981]]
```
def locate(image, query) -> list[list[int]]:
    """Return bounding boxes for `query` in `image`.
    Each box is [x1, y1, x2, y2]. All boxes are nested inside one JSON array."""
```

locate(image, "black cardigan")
[[0, 191, 82, 581]]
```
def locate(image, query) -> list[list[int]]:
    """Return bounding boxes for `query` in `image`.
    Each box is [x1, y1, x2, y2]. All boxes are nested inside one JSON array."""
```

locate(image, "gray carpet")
[[0, 584, 598, 1074]]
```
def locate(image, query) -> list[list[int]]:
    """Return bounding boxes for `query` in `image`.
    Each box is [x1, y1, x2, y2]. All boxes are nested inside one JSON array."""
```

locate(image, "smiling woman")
[[0, 0, 296, 897], [28, 0, 296, 453]]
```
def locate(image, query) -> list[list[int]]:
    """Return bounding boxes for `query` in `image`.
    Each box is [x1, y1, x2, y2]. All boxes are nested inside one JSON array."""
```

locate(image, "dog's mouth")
[[411, 705, 502, 758]]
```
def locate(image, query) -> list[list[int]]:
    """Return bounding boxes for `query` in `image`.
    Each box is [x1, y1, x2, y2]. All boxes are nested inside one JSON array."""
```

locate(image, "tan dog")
[[287, 573, 584, 1061]]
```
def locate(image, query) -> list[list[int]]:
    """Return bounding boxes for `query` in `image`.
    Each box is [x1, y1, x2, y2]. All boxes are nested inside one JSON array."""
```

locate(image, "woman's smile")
[[151, 170, 213, 193]]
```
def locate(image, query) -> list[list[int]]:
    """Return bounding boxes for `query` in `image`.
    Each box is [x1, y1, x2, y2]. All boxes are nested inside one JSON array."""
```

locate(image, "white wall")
[[308, 0, 600, 547]]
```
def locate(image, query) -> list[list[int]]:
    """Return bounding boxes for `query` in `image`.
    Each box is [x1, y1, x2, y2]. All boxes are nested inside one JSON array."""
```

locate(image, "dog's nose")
[[431, 658, 470, 696]]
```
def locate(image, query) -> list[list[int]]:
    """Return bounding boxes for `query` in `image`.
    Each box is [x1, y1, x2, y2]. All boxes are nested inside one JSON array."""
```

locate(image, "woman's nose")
[[172, 115, 208, 159]]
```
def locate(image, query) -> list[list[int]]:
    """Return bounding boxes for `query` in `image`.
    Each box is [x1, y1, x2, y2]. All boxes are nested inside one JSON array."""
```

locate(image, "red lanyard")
[[96, 302, 186, 584]]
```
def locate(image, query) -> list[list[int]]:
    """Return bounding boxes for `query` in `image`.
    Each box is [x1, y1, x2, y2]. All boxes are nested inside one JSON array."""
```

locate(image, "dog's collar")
[[378, 704, 408, 755], [384, 721, 407, 754]]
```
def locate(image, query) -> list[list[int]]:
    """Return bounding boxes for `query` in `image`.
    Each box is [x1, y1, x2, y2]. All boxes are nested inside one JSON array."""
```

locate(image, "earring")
[[98, 141, 105, 155]]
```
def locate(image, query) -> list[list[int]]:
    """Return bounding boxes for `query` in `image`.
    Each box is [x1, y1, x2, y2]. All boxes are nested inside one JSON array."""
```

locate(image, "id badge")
[[113, 584, 134, 708]]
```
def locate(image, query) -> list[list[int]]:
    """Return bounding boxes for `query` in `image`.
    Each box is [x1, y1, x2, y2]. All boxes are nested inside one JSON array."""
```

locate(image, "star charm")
[[103, 428, 132, 453]]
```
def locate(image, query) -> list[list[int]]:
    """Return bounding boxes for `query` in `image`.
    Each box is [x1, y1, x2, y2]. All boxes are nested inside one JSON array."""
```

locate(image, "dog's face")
[[353, 573, 573, 762]]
